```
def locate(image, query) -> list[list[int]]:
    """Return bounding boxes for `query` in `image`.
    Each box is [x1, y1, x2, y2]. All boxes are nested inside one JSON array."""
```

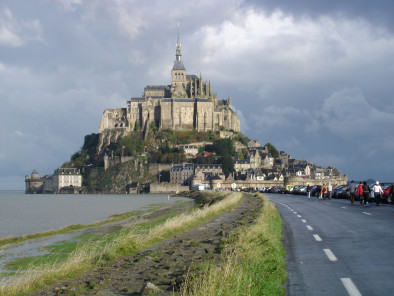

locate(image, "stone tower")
[[171, 23, 187, 98]]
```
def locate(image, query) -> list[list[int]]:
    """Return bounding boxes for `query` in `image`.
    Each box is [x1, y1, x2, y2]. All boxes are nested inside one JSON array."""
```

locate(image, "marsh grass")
[[0, 210, 143, 248], [179, 193, 287, 296], [0, 191, 241, 296]]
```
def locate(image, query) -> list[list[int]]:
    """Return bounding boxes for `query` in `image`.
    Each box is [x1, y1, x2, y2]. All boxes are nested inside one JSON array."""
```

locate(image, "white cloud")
[[13, 130, 24, 137], [251, 105, 307, 129], [321, 88, 394, 139], [58, 0, 83, 12], [0, 8, 43, 47], [319, 88, 394, 156], [194, 8, 394, 88]]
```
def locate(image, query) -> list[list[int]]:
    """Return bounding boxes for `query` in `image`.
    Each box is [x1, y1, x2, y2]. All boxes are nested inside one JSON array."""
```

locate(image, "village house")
[[170, 163, 194, 185]]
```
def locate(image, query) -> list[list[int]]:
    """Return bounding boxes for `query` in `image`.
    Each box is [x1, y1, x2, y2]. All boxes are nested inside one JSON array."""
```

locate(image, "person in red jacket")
[[357, 181, 363, 205]]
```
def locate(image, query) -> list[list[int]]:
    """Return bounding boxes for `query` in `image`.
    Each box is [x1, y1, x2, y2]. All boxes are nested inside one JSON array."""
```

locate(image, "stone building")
[[177, 145, 198, 158], [192, 164, 225, 188], [52, 168, 82, 192], [98, 28, 240, 147], [170, 163, 194, 185], [25, 169, 45, 194]]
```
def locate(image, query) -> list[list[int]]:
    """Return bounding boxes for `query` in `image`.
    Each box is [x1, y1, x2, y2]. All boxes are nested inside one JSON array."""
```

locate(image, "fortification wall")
[[220, 179, 285, 189], [148, 163, 173, 176], [104, 155, 135, 170], [149, 182, 189, 193], [284, 175, 348, 186]]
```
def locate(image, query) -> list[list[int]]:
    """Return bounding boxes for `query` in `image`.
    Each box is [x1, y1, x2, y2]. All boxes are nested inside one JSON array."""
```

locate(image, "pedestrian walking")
[[321, 184, 328, 200], [307, 184, 311, 198], [328, 183, 332, 200], [362, 181, 370, 206], [357, 182, 363, 205], [348, 180, 356, 205], [372, 181, 383, 206]]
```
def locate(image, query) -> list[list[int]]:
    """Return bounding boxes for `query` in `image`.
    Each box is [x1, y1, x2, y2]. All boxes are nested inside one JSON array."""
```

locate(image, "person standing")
[[348, 180, 356, 205], [357, 181, 363, 205], [372, 181, 383, 206], [321, 184, 328, 200], [328, 183, 332, 200], [307, 184, 311, 198], [362, 181, 370, 206]]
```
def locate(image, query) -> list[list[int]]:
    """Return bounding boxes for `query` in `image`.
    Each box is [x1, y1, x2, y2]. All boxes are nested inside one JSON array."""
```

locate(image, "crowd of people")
[[305, 180, 389, 206]]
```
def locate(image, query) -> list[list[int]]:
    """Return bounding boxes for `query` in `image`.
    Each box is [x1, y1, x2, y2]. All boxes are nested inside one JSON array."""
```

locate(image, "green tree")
[[213, 138, 235, 156], [265, 142, 279, 158], [220, 154, 235, 177]]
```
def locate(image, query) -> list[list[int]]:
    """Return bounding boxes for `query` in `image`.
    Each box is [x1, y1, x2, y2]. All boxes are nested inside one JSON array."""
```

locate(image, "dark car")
[[335, 185, 349, 199], [311, 185, 322, 197]]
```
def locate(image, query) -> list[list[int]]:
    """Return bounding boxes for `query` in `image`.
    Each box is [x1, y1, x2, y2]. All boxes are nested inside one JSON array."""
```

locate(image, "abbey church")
[[98, 29, 240, 137]]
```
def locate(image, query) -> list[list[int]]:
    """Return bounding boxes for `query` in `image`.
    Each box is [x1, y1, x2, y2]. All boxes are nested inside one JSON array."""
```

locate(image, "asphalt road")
[[265, 193, 394, 296]]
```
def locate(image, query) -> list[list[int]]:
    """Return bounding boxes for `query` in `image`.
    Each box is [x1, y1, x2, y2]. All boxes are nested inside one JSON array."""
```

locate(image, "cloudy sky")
[[1, 0, 393, 190]]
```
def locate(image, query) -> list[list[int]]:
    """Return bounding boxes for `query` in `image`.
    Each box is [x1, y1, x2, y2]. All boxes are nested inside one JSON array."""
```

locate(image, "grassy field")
[[0, 191, 242, 295], [179, 193, 287, 296]]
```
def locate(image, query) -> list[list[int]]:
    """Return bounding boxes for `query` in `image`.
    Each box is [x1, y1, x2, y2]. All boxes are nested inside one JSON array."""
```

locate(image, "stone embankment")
[[32, 193, 262, 295]]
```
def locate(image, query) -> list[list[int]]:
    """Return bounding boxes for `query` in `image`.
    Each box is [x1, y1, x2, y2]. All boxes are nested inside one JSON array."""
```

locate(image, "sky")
[[1, 0, 393, 190]]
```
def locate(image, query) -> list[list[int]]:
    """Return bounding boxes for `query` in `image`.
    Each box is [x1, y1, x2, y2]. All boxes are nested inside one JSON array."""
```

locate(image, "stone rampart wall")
[[284, 175, 348, 187], [149, 182, 189, 193], [104, 155, 135, 170], [148, 163, 173, 176], [220, 180, 284, 189]]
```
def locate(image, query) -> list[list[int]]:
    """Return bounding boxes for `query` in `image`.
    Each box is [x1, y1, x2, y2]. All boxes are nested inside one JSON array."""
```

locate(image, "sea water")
[[0, 191, 191, 239]]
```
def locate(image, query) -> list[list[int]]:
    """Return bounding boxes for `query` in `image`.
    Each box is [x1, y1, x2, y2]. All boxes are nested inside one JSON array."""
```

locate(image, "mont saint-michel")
[[97, 30, 240, 150], [25, 31, 346, 194]]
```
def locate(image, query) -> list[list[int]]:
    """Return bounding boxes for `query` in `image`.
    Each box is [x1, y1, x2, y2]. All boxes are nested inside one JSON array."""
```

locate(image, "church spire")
[[173, 22, 185, 70]]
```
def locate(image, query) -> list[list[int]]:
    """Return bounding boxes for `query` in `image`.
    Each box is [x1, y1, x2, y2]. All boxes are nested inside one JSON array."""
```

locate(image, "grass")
[[179, 193, 287, 296], [0, 210, 145, 248], [1, 203, 190, 273], [0, 191, 241, 296]]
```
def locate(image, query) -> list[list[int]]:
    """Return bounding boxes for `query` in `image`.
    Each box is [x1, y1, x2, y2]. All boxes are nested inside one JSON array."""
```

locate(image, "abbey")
[[98, 30, 240, 137]]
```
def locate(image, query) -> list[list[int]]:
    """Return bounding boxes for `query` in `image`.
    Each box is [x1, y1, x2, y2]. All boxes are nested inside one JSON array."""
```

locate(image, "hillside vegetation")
[[61, 129, 253, 193]]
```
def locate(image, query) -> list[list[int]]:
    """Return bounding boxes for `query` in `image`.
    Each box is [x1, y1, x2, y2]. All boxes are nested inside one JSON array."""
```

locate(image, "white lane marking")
[[363, 212, 372, 216], [297, 215, 302, 218], [313, 234, 322, 242], [306, 225, 314, 231], [301, 219, 307, 223], [341, 278, 362, 296], [341, 206, 347, 209], [294, 212, 298, 214], [323, 249, 338, 261]]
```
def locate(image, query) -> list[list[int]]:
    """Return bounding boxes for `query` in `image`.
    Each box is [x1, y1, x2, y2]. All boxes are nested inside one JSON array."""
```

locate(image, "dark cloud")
[[1, 0, 393, 189], [245, 0, 394, 31]]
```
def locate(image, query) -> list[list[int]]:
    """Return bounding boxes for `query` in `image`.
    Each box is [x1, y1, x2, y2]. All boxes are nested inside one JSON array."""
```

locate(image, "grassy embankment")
[[179, 193, 287, 296], [0, 191, 242, 295], [0, 202, 191, 273], [0, 192, 287, 296]]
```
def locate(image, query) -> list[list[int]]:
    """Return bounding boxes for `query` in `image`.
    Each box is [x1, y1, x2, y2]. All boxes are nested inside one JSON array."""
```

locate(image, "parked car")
[[311, 185, 321, 197], [335, 185, 349, 199], [298, 186, 307, 195], [382, 184, 393, 203], [332, 185, 346, 198], [293, 185, 305, 195]]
